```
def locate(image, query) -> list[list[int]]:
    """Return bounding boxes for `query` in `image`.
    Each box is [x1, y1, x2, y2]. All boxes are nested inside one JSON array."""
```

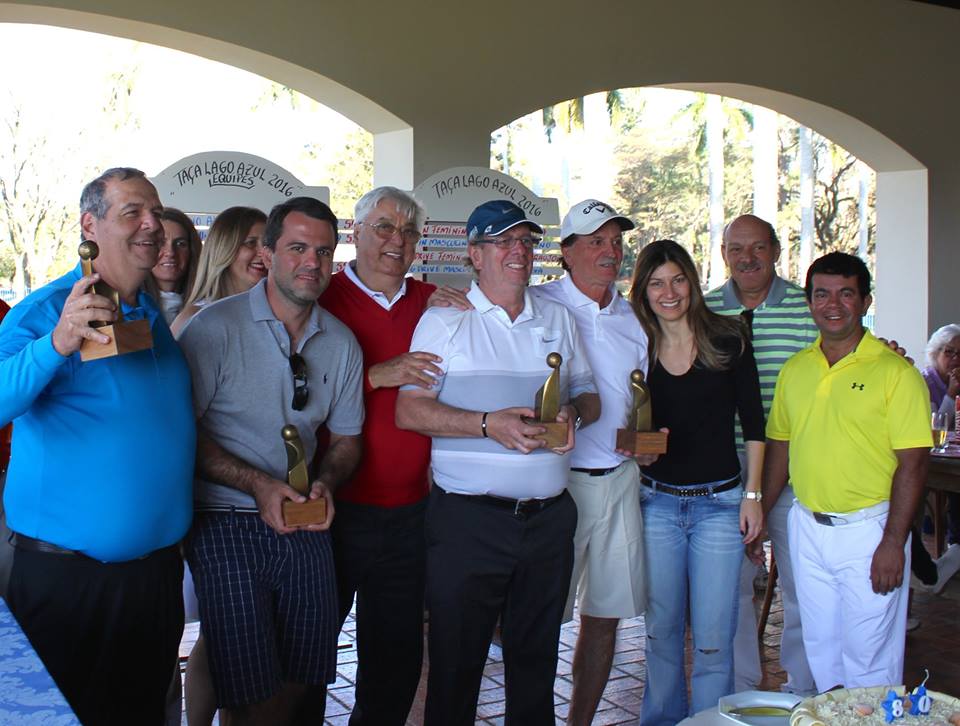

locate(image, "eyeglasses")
[[290, 353, 309, 411], [941, 347, 960, 359], [472, 235, 540, 251], [358, 221, 421, 244]]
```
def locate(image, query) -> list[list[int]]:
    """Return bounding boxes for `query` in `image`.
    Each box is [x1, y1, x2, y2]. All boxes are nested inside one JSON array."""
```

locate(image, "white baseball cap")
[[560, 199, 635, 240]]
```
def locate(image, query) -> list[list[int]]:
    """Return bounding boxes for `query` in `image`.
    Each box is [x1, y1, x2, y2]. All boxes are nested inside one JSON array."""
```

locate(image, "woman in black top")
[[628, 239, 764, 726]]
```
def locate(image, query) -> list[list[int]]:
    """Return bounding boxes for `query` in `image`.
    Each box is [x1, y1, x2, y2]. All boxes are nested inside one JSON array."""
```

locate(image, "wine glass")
[[931, 412, 950, 453]]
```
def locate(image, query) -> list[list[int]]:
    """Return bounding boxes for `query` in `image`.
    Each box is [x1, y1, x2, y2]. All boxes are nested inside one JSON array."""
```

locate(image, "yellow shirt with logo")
[[766, 330, 933, 513]]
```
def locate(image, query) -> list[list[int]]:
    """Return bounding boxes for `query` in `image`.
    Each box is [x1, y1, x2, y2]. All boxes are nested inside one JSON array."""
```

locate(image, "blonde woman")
[[170, 206, 267, 336]]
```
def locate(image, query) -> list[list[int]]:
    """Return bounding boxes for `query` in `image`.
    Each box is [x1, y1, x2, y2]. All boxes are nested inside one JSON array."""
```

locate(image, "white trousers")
[[788, 501, 909, 691], [733, 486, 815, 694]]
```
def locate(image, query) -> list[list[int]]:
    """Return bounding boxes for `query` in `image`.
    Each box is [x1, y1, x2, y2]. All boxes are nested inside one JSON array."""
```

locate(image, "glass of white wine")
[[932, 411, 950, 452]]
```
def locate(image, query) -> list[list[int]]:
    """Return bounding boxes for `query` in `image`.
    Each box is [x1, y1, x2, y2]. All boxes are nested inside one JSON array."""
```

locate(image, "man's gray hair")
[[925, 324, 960, 368], [80, 167, 148, 220], [354, 186, 426, 230]]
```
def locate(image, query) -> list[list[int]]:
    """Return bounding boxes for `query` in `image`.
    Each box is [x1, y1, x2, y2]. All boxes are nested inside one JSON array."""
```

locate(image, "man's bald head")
[[721, 214, 781, 305]]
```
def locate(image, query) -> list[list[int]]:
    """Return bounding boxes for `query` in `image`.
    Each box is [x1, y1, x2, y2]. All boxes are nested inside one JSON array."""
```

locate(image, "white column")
[[373, 128, 414, 189], [874, 169, 928, 359]]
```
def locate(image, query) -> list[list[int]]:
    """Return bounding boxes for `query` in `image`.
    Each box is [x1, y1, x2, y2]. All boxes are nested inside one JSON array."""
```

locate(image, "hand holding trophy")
[[525, 352, 569, 449], [280, 425, 328, 527], [616, 369, 668, 454], [78, 240, 153, 361]]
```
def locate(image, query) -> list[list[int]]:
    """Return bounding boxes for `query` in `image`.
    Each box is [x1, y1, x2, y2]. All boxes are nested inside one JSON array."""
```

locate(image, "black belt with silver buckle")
[[571, 466, 619, 477], [441, 488, 565, 518], [640, 476, 741, 497]]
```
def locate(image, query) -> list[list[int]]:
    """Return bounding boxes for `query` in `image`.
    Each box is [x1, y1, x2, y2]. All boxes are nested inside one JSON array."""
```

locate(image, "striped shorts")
[[185, 511, 338, 708]]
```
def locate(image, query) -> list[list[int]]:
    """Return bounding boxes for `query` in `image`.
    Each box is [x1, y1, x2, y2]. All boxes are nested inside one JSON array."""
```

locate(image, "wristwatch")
[[742, 490, 763, 501], [570, 403, 582, 430]]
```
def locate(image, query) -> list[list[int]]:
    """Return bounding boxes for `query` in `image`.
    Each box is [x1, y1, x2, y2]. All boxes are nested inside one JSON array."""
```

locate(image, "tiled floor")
[[178, 542, 960, 725]]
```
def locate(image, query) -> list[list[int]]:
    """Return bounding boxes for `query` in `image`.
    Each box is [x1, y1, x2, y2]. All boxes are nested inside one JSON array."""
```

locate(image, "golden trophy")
[[526, 352, 569, 449], [78, 240, 153, 362], [280, 425, 328, 527], [616, 370, 668, 454]]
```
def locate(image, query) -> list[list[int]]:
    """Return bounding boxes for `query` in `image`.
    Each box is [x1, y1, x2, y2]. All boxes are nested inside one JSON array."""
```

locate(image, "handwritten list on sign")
[[412, 167, 562, 279]]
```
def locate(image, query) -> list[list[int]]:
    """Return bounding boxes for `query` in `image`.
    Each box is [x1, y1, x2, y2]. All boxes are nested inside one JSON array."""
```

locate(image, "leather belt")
[[797, 500, 890, 527], [12, 533, 175, 561], [571, 466, 620, 477], [13, 533, 85, 557], [640, 476, 741, 497], [440, 488, 565, 518]]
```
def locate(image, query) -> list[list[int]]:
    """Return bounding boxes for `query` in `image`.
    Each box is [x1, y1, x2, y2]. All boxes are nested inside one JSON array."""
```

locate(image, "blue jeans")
[[639, 478, 744, 726]]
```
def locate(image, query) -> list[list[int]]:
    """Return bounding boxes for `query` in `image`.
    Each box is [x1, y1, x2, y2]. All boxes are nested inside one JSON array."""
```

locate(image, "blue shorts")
[[185, 511, 338, 708]]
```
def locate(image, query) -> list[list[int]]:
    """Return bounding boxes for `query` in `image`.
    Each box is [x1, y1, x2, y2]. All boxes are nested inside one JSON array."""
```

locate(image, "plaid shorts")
[[185, 511, 338, 708]]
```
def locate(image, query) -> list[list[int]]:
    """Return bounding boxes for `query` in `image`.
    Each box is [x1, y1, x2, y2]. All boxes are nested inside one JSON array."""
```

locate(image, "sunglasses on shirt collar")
[[289, 353, 309, 411]]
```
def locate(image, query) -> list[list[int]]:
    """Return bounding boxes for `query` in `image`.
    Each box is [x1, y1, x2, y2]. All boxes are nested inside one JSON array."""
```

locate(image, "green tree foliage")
[[0, 64, 143, 295], [495, 89, 876, 288], [323, 128, 374, 220]]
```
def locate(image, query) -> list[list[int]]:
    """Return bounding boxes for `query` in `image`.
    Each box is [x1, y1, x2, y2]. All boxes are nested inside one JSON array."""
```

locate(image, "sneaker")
[[906, 616, 922, 632], [911, 572, 934, 592], [932, 543, 960, 595]]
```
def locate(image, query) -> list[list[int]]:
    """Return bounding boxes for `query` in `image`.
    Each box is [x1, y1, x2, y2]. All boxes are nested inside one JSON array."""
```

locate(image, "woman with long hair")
[[628, 239, 764, 725], [170, 206, 267, 336], [145, 208, 202, 325]]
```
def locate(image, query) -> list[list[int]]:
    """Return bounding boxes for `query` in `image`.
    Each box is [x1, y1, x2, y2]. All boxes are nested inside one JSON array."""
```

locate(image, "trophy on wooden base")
[[78, 240, 153, 362], [525, 352, 569, 449], [616, 370, 668, 455], [280, 425, 327, 527]]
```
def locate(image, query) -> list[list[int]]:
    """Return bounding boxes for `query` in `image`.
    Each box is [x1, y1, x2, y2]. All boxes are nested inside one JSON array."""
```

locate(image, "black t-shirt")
[[642, 334, 764, 486]]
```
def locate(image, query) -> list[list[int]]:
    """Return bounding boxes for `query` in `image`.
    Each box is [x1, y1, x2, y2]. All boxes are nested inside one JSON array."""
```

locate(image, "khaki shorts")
[[563, 460, 646, 621]]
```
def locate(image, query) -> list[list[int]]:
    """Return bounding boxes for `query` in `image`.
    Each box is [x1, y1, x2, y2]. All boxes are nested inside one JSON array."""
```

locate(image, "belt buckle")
[[813, 512, 835, 526]]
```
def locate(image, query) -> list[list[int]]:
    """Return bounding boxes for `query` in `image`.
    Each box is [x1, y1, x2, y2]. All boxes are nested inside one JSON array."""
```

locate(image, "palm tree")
[[673, 93, 753, 285], [798, 125, 815, 274]]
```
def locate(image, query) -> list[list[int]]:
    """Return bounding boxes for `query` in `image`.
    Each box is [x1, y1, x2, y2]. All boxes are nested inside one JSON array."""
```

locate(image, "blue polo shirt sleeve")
[[0, 287, 70, 425]]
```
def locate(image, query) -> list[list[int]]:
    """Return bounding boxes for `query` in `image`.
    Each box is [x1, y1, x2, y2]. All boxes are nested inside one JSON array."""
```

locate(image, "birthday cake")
[[790, 686, 960, 725]]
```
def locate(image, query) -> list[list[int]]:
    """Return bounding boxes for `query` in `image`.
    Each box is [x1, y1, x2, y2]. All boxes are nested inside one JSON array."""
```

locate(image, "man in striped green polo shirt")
[[704, 214, 818, 696]]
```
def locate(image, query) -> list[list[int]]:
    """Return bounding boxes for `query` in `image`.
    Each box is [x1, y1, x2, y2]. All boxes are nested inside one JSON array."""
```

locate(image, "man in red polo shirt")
[[318, 187, 438, 725]]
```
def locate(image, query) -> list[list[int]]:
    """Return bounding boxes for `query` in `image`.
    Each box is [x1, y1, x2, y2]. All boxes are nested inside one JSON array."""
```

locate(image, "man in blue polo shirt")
[[0, 168, 195, 726]]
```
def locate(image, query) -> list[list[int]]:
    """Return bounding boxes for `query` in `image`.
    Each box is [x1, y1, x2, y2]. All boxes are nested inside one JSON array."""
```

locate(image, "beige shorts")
[[563, 460, 646, 621]]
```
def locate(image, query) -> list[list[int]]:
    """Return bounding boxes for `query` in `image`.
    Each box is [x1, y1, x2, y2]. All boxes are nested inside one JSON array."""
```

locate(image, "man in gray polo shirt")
[[178, 196, 364, 725]]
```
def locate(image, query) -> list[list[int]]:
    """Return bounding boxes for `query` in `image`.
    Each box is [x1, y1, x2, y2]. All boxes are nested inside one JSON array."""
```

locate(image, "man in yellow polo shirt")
[[761, 252, 931, 692]]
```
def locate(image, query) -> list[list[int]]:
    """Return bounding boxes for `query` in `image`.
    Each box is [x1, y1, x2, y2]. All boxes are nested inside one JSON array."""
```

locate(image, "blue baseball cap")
[[466, 200, 544, 242]]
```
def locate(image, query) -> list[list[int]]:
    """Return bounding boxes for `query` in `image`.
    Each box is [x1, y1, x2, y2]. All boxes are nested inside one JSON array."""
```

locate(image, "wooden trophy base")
[[283, 497, 327, 527], [616, 429, 668, 455], [532, 421, 569, 449], [80, 319, 153, 362]]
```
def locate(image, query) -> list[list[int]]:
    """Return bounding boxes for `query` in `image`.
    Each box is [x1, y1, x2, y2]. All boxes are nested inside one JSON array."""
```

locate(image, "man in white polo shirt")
[[396, 200, 601, 726], [531, 199, 653, 726]]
